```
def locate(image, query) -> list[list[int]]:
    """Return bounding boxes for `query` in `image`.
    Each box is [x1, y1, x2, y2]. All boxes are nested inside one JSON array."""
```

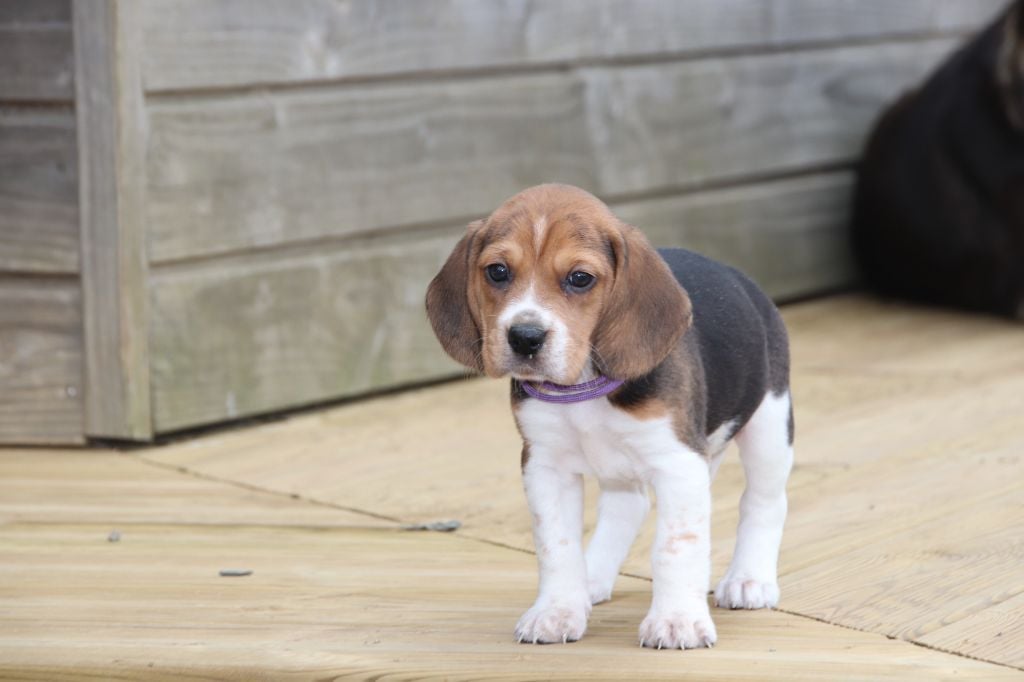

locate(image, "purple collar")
[[520, 375, 625, 404]]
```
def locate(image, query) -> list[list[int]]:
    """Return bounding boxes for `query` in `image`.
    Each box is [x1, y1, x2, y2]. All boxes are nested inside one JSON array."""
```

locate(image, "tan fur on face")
[[427, 184, 691, 384], [473, 185, 621, 382]]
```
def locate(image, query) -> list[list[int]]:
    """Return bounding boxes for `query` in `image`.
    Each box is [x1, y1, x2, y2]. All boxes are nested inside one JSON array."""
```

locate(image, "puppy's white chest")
[[517, 398, 680, 483]]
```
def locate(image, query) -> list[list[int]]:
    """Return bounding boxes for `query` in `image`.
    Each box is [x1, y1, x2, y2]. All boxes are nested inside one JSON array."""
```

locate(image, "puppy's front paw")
[[714, 575, 779, 610], [515, 596, 590, 644], [639, 604, 717, 650]]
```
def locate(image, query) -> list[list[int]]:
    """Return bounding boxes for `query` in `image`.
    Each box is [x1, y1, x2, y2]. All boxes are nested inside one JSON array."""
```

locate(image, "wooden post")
[[73, 0, 151, 440]]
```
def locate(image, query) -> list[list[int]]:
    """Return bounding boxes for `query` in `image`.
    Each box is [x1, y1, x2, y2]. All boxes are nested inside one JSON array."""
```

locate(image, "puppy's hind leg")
[[715, 390, 793, 610], [585, 482, 649, 605]]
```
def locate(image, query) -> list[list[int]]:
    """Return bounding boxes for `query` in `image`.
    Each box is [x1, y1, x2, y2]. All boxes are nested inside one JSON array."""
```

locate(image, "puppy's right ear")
[[426, 221, 485, 371]]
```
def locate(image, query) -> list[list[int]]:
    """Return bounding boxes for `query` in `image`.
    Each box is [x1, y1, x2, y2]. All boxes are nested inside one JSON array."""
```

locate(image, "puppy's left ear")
[[425, 221, 485, 372], [592, 224, 692, 379]]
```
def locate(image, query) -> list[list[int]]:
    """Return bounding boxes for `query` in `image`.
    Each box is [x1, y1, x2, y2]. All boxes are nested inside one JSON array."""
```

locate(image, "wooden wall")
[[0, 0, 83, 443], [139, 0, 1007, 433], [0, 0, 1010, 441]]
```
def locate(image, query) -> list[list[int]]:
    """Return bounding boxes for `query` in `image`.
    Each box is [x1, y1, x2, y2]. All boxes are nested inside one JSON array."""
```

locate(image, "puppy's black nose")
[[508, 325, 547, 357]]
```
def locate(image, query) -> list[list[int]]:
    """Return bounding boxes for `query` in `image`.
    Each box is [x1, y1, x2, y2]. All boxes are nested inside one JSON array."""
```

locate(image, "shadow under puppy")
[[851, 1, 1024, 318], [426, 184, 793, 649]]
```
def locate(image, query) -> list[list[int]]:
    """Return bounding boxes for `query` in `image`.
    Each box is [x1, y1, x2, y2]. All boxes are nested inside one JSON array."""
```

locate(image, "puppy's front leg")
[[516, 457, 590, 644], [640, 449, 717, 649]]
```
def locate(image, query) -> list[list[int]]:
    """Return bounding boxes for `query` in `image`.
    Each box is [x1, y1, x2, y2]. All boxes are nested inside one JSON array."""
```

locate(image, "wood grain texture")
[[0, 449, 390, 528], [0, 278, 83, 444], [616, 172, 855, 301], [0, 0, 73, 102], [145, 39, 958, 263], [0, 106, 79, 274], [147, 175, 857, 432], [137, 0, 1005, 92], [919, 592, 1024, 670], [142, 295, 1024, 668], [147, 228, 462, 432], [74, 0, 152, 439], [144, 70, 593, 263], [0, 517, 1015, 679], [781, 489, 1024, 641]]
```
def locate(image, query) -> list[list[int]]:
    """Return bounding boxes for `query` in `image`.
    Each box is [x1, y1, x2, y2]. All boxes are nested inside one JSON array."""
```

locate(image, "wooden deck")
[[1, 295, 1022, 680]]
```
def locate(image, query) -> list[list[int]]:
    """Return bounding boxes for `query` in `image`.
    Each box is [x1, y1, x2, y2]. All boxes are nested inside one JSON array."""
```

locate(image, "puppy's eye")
[[485, 263, 510, 284], [567, 270, 595, 290]]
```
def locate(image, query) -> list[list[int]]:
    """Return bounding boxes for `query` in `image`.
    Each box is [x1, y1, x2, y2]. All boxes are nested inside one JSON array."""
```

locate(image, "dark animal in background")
[[851, 1, 1024, 319]]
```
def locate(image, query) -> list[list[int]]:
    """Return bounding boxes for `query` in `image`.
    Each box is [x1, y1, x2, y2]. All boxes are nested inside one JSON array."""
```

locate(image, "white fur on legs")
[[715, 390, 793, 610], [585, 483, 649, 604], [516, 460, 591, 644], [639, 447, 717, 649]]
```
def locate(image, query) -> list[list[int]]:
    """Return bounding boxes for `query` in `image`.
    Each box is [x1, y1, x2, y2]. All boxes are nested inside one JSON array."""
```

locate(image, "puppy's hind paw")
[[714, 576, 779, 610]]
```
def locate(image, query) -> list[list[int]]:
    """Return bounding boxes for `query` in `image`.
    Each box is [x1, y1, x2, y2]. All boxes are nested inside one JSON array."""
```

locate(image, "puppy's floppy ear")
[[592, 223, 692, 379], [426, 221, 485, 371]]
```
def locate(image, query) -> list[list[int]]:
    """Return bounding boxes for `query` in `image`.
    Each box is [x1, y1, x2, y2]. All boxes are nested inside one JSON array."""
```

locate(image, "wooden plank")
[[0, 1, 73, 102], [780, 488, 1024, 644], [74, 0, 152, 439], [138, 0, 1005, 92], [0, 521, 1015, 680], [0, 106, 79, 274], [919, 592, 1024, 670], [0, 449, 391, 528], [147, 227, 463, 432], [145, 38, 958, 263], [144, 70, 594, 263], [0, 278, 83, 444], [615, 173, 855, 300], [146, 174, 859, 432]]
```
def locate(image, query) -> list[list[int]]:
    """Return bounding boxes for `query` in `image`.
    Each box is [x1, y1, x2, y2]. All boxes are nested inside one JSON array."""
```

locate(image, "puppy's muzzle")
[[508, 324, 548, 357]]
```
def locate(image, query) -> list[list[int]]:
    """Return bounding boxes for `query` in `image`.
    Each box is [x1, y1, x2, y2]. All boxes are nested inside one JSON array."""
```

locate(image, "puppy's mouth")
[[507, 356, 549, 382], [507, 356, 583, 385]]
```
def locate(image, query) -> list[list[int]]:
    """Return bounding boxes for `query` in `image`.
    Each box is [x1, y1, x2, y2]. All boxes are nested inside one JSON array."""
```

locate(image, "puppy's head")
[[426, 184, 691, 383]]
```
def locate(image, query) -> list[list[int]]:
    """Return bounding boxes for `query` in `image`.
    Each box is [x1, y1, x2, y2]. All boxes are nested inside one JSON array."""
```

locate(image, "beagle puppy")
[[426, 184, 794, 650]]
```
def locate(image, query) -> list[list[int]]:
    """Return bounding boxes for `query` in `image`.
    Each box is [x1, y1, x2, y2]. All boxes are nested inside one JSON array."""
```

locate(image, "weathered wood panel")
[[145, 71, 593, 263], [0, 106, 79, 273], [74, 0, 152, 440], [0, 278, 83, 444], [0, 0, 73, 102], [149, 174, 853, 431], [138, 0, 1005, 92], [146, 38, 958, 263], [616, 172, 855, 301], [148, 228, 462, 432]]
